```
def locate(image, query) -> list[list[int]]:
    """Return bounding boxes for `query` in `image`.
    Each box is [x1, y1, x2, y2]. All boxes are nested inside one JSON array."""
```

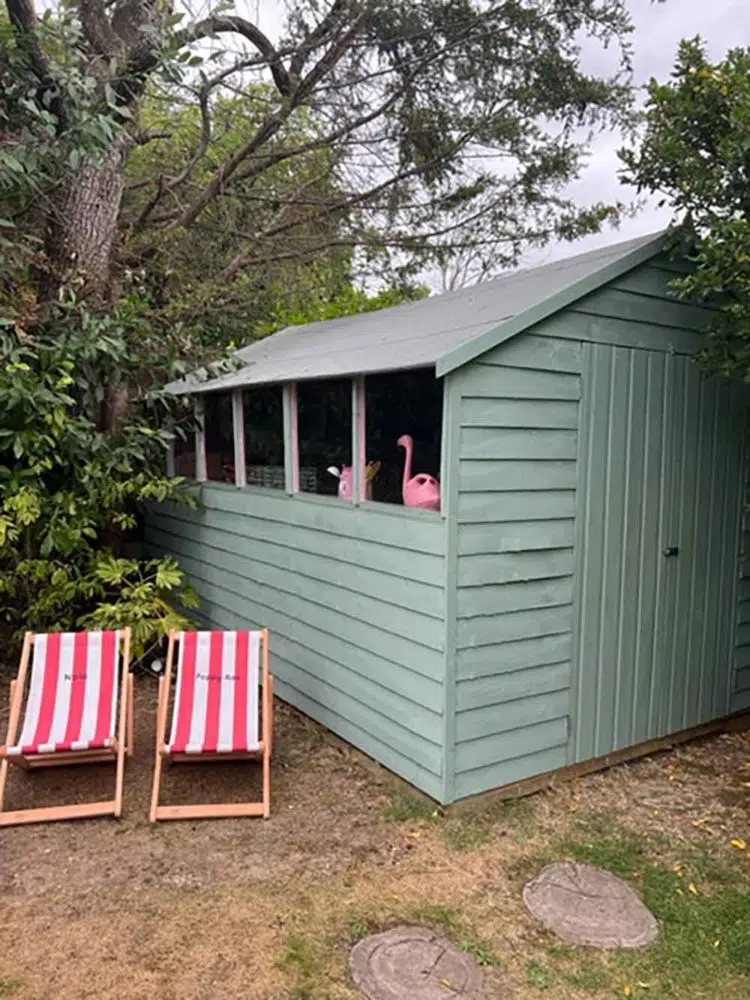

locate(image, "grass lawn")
[[0, 677, 748, 999]]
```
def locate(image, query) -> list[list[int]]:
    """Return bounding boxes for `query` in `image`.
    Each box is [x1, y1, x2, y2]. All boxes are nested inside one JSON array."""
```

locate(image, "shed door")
[[573, 344, 745, 763]]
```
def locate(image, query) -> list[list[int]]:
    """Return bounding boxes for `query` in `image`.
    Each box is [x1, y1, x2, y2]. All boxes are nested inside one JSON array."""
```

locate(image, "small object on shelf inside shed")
[[397, 434, 441, 511]]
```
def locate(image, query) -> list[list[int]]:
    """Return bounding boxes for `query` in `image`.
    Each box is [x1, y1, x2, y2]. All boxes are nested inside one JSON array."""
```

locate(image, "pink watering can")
[[327, 461, 381, 500], [397, 434, 441, 511]]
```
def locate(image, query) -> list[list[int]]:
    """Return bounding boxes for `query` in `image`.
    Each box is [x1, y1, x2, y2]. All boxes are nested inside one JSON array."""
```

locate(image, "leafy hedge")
[[0, 296, 199, 663]]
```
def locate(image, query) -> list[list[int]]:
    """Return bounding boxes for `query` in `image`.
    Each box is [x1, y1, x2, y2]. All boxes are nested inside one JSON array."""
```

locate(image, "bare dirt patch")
[[0, 675, 748, 1000]]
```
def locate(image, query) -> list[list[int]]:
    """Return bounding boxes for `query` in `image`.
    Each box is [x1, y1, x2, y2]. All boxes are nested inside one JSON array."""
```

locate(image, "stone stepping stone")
[[522, 861, 659, 949], [350, 925, 484, 999]]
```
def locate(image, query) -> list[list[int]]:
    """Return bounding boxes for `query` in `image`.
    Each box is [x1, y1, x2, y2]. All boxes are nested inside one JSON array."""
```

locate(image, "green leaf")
[[154, 559, 182, 590]]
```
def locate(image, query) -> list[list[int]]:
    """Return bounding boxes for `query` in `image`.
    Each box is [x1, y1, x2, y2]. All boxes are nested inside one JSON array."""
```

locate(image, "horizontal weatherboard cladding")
[[457, 549, 574, 587], [455, 718, 569, 774], [457, 605, 573, 650], [456, 576, 574, 618], [149, 506, 443, 614], [458, 490, 576, 523], [459, 366, 580, 401], [456, 662, 572, 713], [458, 428, 577, 461], [145, 483, 447, 800], [455, 689, 571, 743], [147, 517, 443, 653], [453, 745, 567, 800], [458, 460, 577, 492], [457, 633, 573, 682], [449, 331, 580, 797], [458, 519, 575, 555], [460, 398, 578, 429]]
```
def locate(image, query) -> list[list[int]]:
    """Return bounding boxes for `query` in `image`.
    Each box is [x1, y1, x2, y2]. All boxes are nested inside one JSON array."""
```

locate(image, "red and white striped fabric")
[[167, 630, 261, 755], [7, 631, 121, 757]]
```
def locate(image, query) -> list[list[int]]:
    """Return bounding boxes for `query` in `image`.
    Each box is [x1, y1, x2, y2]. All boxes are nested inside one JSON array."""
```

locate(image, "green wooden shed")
[[148, 230, 750, 805]]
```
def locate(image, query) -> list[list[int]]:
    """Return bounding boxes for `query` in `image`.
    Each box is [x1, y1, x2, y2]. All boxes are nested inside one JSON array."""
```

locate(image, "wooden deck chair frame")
[[149, 627, 274, 822], [0, 628, 134, 828]]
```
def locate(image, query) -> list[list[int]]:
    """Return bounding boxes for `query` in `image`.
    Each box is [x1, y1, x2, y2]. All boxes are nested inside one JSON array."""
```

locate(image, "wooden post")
[[166, 440, 175, 478], [261, 628, 271, 819], [149, 629, 175, 823], [438, 377, 449, 518], [0, 633, 32, 815], [351, 376, 366, 503], [282, 382, 299, 494], [232, 389, 246, 488], [113, 627, 131, 818], [195, 396, 207, 483]]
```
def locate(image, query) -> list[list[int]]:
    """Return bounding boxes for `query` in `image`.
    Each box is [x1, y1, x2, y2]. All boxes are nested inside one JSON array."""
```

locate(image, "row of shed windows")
[[173, 370, 444, 511]]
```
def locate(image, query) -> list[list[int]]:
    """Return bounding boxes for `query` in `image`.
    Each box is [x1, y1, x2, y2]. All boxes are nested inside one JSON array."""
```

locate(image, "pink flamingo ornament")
[[397, 434, 441, 511], [327, 461, 381, 500]]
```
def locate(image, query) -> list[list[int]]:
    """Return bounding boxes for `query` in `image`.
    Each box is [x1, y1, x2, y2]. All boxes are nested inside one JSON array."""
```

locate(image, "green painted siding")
[[732, 423, 750, 714], [573, 344, 745, 762], [448, 255, 747, 803], [145, 484, 447, 800], [449, 333, 582, 800], [147, 252, 749, 809]]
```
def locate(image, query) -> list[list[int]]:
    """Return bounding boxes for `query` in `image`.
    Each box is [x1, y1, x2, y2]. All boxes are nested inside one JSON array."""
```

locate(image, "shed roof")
[[166, 230, 667, 395]]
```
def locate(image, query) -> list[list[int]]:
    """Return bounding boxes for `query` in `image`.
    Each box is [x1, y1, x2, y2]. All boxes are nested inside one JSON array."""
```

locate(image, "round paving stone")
[[522, 861, 659, 949], [349, 925, 484, 999]]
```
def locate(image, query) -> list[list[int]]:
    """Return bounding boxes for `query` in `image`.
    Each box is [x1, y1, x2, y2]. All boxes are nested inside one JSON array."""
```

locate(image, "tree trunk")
[[40, 140, 127, 307], [39, 138, 132, 435]]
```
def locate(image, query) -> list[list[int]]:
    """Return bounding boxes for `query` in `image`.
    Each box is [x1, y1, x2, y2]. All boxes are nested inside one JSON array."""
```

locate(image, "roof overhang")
[[435, 231, 668, 377], [166, 229, 671, 397]]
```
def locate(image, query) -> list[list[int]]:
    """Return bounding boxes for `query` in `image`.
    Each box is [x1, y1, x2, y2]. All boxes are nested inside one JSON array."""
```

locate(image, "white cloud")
[[523, 0, 750, 269]]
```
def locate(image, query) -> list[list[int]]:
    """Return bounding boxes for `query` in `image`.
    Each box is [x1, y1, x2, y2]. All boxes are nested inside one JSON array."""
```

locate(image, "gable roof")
[[166, 230, 667, 395]]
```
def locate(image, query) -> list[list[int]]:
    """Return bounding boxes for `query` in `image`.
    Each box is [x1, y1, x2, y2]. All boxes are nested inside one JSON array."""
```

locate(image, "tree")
[[0, 300, 200, 658], [0, 44, 199, 661], [619, 39, 750, 378], [123, 88, 427, 345], [3, 0, 637, 322]]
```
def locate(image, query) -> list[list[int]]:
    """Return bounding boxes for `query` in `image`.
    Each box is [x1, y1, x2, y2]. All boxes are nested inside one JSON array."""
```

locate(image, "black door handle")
[[663, 545, 679, 557]]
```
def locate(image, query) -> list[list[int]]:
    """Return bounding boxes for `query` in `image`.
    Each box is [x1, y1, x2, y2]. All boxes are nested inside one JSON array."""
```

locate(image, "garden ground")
[[0, 676, 748, 1000]]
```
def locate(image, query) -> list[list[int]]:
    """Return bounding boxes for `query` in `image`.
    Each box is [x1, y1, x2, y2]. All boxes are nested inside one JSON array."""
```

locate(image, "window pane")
[[365, 369, 442, 507], [173, 422, 197, 478], [204, 391, 234, 482], [297, 377, 352, 495], [243, 384, 285, 489]]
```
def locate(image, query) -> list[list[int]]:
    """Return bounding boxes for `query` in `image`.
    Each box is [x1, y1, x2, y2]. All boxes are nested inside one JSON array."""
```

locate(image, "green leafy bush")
[[79, 557, 199, 661], [619, 39, 750, 379], [0, 295, 199, 662]]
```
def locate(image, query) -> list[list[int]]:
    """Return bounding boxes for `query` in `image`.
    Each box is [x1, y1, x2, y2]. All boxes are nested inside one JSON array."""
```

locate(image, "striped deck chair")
[[149, 628, 274, 822], [0, 628, 133, 828]]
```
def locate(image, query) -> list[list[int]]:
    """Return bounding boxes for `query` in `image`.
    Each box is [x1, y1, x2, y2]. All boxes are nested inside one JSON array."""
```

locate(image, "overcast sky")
[[246, 0, 750, 275]]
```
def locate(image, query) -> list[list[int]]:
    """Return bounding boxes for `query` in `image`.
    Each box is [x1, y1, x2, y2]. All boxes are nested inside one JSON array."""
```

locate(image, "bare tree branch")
[[288, 0, 353, 83], [133, 85, 212, 231], [178, 16, 292, 97], [133, 129, 172, 146], [219, 133, 476, 281], [294, 12, 367, 103], [165, 107, 293, 232]]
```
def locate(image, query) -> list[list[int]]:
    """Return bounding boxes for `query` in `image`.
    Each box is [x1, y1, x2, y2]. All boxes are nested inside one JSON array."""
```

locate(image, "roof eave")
[[164, 358, 440, 396], [435, 231, 668, 378]]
